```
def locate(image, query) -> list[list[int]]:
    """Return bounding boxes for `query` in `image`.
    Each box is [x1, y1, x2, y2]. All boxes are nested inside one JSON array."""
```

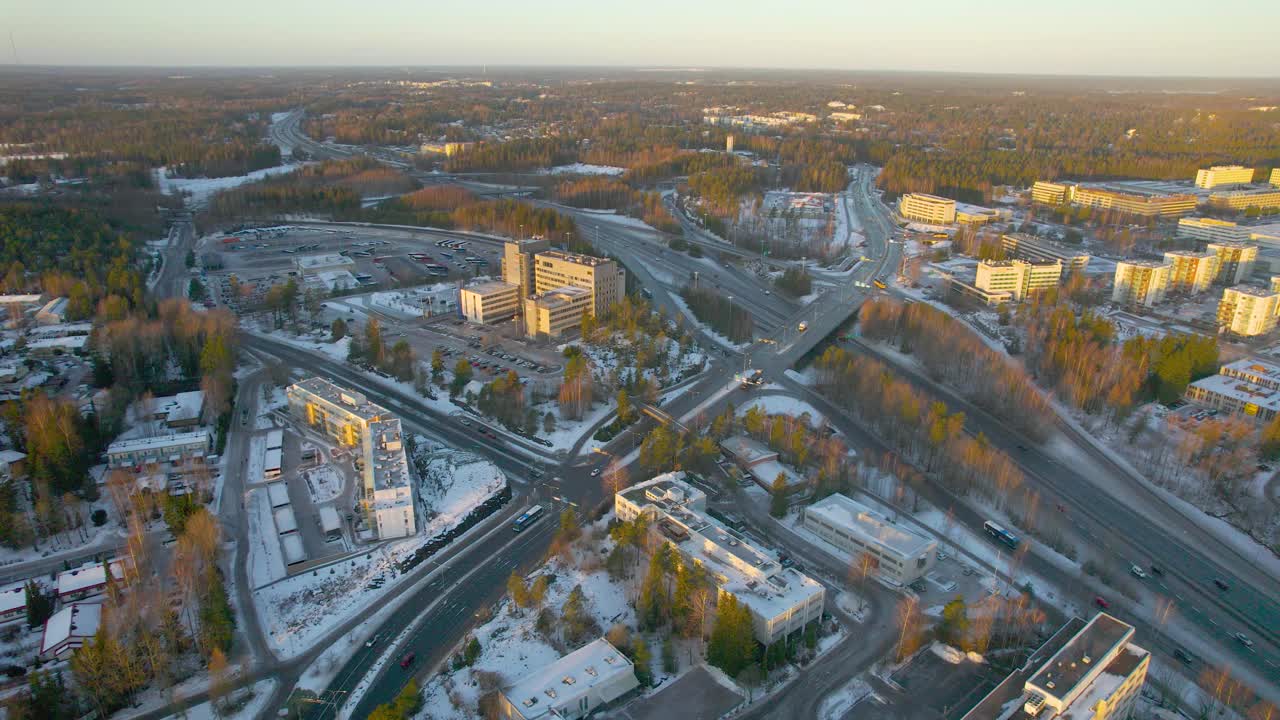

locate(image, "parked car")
[[1234, 633, 1254, 648], [400, 652, 416, 668], [1094, 595, 1110, 609], [1130, 565, 1147, 579], [1213, 577, 1231, 591], [1173, 648, 1195, 666]]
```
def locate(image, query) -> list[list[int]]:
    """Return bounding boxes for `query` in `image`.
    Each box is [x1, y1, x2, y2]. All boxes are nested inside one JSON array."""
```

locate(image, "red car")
[[400, 652, 416, 669], [1094, 595, 1109, 609]]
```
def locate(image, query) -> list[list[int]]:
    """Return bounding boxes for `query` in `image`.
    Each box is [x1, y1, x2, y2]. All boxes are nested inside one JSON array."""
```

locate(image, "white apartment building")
[[974, 259, 1062, 302], [287, 378, 416, 539], [962, 613, 1149, 720], [1217, 285, 1280, 337], [1162, 250, 1217, 294], [1206, 241, 1258, 285], [1176, 217, 1249, 245], [615, 473, 825, 645], [801, 494, 937, 584], [1195, 165, 1255, 189], [1111, 260, 1171, 308], [497, 638, 639, 720], [897, 193, 957, 225]]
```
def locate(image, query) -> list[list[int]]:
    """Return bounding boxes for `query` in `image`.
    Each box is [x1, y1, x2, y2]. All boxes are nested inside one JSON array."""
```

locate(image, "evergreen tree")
[[707, 594, 756, 677], [24, 581, 55, 629], [769, 474, 789, 518]]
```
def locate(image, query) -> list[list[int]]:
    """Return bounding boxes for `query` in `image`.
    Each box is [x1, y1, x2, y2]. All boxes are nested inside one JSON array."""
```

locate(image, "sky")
[[7, 0, 1280, 77]]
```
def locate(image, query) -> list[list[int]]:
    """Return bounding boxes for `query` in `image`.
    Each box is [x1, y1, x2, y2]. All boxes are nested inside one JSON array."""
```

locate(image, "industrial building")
[[286, 378, 416, 540], [459, 280, 520, 325], [961, 613, 1149, 720], [1195, 165, 1255, 189], [1209, 188, 1280, 212], [897, 193, 957, 225], [1206, 241, 1259, 285], [1162, 251, 1216, 294], [1000, 234, 1091, 274], [615, 473, 825, 645], [1112, 261, 1171, 308], [497, 638, 639, 720], [523, 286, 593, 339], [1216, 285, 1280, 337], [1186, 359, 1280, 423], [800, 493, 937, 584]]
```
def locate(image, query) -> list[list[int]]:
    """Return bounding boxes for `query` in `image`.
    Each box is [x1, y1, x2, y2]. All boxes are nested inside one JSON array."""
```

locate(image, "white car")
[[590, 468, 602, 477], [1130, 565, 1147, 579]]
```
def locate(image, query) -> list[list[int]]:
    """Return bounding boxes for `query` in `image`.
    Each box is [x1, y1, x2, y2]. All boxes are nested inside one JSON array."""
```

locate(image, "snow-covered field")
[[416, 443, 508, 536], [544, 163, 625, 176], [246, 487, 286, 589], [156, 164, 305, 207], [739, 396, 825, 426]]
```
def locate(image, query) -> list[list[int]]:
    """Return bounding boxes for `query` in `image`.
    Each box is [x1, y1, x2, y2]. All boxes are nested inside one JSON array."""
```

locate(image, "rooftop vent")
[[1082, 655, 1092, 664], [1023, 693, 1047, 717], [561, 676, 576, 686]]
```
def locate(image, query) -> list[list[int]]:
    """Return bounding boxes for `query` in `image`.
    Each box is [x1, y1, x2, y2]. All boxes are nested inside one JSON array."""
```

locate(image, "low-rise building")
[[1176, 217, 1249, 245], [0, 583, 26, 625], [954, 203, 1004, 226], [497, 638, 639, 720], [0, 449, 26, 482], [1206, 241, 1259, 285], [1209, 188, 1280, 212], [616, 473, 825, 645], [1187, 367, 1280, 423], [56, 559, 129, 602], [146, 390, 206, 429], [720, 435, 802, 489], [1217, 285, 1280, 337], [1031, 181, 1196, 217], [961, 613, 1149, 720], [106, 430, 212, 470], [1195, 165, 1255, 189], [898, 193, 957, 225], [801, 493, 937, 584], [1111, 260, 1171, 308], [295, 253, 356, 277], [1030, 181, 1072, 206], [523, 286, 592, 339], [460, 280, 520, 325], [27, 335, 88, 358], [1000, 233, 1091, 274], [35, 297, 68, 326], [40, 603, 103, 659], [1162, 251, 1217, 294]]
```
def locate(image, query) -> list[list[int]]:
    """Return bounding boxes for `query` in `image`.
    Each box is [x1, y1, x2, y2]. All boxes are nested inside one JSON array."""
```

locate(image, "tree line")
[[679, 284, 753, 344]]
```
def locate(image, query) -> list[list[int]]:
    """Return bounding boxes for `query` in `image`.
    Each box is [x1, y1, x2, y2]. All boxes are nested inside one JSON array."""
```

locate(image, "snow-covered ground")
[[544, 163, 625, 176], [415, 443, 508, 535], [301, 464, 343, 505], [156, 164, 306, 208], [739, 396, 825, 426], [817, 676, 871, 720], [246, 487, 286, 589], [668, 293, 750, 351], [154, 679, 277, 720]]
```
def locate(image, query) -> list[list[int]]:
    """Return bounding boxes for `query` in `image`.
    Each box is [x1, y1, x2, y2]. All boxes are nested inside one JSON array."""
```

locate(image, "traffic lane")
[[346, 519, 557, 718]]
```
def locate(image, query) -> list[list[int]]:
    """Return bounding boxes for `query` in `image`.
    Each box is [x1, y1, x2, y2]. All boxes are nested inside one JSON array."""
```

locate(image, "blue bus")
[[512, 505, 545, 533], [984, 521, 1020, 549]]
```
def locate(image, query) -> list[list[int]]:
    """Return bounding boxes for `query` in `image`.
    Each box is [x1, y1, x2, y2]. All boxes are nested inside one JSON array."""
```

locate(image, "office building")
[[1217, 285, 1280, 337], [459, 280, 520, 325], [801, 493, 937, 584], [1206, 241, 1259, 284], [532, 250, 625, 319], [615, 473, 825, 645], [1162, 251, 1217, 294], [497, 638, 639, 720], [955, 203, 1004, 226], [1030, 181, 1196, 217], [1111, 261, 1171, 308], [1187, 360, 1280, 423], [975, 259, 1063, 302], [1195, 165, 1255, 189], [1030, 181, 1072, 206], [502, 238, 552, 299], [1209, 188, 1280, 212], [106, 430, 212, 470], [1000, 234, 1091, 274], [287, 378, 416, 540], [523, 286, 593, 339], [898, 193, 956, 225], [1177, 217, 1249, 245], [961, 613, 1149, 720]]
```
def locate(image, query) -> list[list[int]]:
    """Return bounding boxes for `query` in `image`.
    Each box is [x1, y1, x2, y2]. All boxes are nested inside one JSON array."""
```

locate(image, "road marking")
[[1208, 618, 1218, 626], [1190, 606, 1202, 614]]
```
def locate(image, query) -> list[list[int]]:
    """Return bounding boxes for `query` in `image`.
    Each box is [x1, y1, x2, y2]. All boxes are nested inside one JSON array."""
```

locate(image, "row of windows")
[[808, 518, 905, 568]]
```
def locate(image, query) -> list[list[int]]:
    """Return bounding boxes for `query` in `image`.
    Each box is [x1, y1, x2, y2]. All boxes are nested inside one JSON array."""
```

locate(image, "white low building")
[[106, 430, 212, 469], [56, 558, 129, 602], [801, 493, 937, 584], [616, 473, 825, 645], [498, 638, 639, 720], [40, 602, 102, 659]]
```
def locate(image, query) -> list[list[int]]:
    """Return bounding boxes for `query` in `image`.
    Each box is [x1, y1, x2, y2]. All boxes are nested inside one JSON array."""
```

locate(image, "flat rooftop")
[[1220, 358, 1280, 381], [1188, 373, 1280, 412], [296, 253, 355, 270], [537, 249, 615, 268], [107, 429, 210, 454], [806, 493, 935, 559], [961, 617, 1087, 719], [720, 435, 778, 465], [504, 638, 635, 719], [1027, 613, 1133, 702], [529, 285, 591, 308], [1225, 284, 1277, 298], [462, 279, 518, 296], [1117, 259, 1169, 269], [289, 377, 387, 423]]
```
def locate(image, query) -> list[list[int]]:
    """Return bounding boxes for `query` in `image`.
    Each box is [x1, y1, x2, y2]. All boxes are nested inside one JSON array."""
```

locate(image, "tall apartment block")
[[1195, 165, 1255, 189], [286, 378, 416, 539], [1217, 286, 1280, 337], [1112, 260, 1171, 308], [897, 193, 957, 224], [1177, 217, 1249, 245], [502, 238, 552, 299], [1206, 241, 1259, 285], [532, 250, 625, 318], [1162, 250, 1217, 294], [974, 259, 1063, 302]]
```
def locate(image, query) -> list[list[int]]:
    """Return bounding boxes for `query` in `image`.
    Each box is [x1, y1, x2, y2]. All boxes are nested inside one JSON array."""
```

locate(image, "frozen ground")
[[246, 487, 286, 589], [156, 164, 306, 208], [739, 396, 825, 426], [416, 443, 508, 536]]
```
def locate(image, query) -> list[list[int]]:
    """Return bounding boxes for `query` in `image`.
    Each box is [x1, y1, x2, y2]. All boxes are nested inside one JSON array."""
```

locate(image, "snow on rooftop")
[[56, 558, 127, 597], [27, 335, 88, 350], [806, 493, 936, 559], [106, 429, 211, 455], [503, 638, 636, 718], [1, 582, 26, 615], [40, 602, 102, 654]]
